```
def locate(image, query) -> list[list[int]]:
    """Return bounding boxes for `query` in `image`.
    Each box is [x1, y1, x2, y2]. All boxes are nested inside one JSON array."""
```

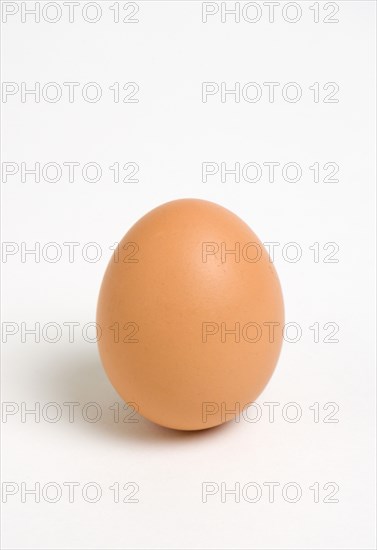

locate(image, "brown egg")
[[97, 199, 284, 431]]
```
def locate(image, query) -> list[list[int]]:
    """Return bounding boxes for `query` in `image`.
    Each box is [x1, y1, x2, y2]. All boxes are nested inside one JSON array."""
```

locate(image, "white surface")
[[1, 1, 376, 549]]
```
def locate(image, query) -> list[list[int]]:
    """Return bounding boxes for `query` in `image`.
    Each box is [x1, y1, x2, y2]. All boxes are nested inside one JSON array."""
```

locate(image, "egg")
[[97, 199, 284, 430]]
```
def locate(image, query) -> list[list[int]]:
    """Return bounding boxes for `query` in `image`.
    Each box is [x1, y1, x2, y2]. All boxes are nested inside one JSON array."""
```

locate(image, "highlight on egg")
[[97, 199, 284, 431]]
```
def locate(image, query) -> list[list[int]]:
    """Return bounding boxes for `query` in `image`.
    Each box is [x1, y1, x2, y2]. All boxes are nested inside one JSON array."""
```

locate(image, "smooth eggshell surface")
[[97, 199, 284, 430]]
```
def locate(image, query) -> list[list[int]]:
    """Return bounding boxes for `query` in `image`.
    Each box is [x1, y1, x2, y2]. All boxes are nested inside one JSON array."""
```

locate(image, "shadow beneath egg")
[[37, 346, 233, 445]]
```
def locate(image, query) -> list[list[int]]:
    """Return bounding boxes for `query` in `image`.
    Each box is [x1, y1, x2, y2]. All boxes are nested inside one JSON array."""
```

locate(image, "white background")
[[1, 1, 376, 549]]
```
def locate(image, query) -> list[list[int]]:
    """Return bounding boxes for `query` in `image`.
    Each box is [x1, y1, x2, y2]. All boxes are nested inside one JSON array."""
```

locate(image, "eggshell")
[[97, 199, 284, 430]]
